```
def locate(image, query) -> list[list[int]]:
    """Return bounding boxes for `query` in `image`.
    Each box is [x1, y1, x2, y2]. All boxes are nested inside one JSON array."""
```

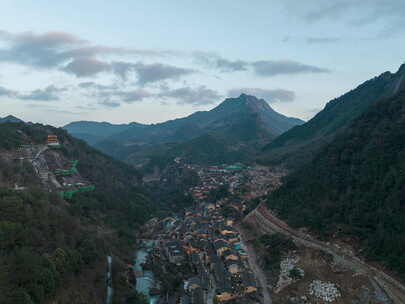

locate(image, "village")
[[134, 158, 405, 304], [135, 160, 285, 304], [138, 200, 260, 303]]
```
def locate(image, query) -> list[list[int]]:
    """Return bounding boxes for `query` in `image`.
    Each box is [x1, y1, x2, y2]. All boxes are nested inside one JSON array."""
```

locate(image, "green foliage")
[[267, 90, 405, 280], [0, 189, 104, 303], [208, 184, 230, 202], [87, 94, 303, 167], [253, 233, 296, 271], [126, 291, 148, 304], [289, 267, 303, 280], [0, 122, 158, 302], [260, 68, 405, 168]]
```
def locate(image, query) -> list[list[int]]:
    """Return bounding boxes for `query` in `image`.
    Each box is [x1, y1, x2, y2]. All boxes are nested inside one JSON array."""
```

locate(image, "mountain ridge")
[[259, 63, 405, 168], [266, 87, 405, 280], [64, 94, 304, 166], [0, 121, 154, 303], [0, 115, 24, 123]]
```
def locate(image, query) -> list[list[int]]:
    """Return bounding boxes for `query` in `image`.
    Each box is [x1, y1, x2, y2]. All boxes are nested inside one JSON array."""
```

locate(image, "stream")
[[134, 241, 160, 304], [106, 255, 113, 304]]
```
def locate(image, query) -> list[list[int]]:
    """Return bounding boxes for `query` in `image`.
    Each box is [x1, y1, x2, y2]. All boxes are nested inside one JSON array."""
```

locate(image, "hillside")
[[259, 64, 405, 168], [66, 94, 304, 167], [0, 115, 24, 124], [266, 88, 405, 280], [0, 122, 152, 303], [145, 113, 271, 168], [63, 121, 142, 145]]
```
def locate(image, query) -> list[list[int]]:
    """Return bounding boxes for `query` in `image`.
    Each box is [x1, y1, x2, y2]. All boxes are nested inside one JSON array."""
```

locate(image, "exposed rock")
[[275, 256, 304, 293], [309, 280, 341, 302]]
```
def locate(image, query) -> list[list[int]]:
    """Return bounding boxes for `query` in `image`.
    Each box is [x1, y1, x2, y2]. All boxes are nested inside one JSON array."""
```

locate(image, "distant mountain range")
[[63, 121, 141, 145], [0, 115, 24, 123], [64, 94, 304, 167], [259, 64, 405, 168]]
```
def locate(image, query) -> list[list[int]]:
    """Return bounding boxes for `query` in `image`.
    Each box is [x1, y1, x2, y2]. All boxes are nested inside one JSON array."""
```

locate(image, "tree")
[[126, 291, 148, 304]]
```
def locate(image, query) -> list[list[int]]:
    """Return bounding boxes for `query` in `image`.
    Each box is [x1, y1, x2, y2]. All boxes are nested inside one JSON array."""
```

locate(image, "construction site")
[[242, 203, 405, 304]]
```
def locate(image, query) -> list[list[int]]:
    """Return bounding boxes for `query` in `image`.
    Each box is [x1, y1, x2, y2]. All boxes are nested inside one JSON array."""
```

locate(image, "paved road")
[[238, 226, 272, 304]]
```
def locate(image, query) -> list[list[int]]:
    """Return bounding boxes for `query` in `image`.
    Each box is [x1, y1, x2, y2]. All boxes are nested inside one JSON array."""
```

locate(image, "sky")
[[0, 0, 404, 126]]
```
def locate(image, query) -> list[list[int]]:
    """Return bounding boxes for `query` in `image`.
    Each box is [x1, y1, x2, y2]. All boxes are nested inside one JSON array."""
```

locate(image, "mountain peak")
[[224, 93, 271, 109], [0, 115, 24, 123], [235, 93, 276, 113], [238, 93, 264, 103]]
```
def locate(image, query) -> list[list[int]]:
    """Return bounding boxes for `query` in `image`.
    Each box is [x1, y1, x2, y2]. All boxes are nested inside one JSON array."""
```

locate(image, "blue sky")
[[0, 0, 404, 126]]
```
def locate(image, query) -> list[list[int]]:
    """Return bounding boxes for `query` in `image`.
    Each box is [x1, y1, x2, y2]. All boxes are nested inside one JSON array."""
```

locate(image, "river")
[[106, 255, 113, 304], [134, 241, 160, 304]]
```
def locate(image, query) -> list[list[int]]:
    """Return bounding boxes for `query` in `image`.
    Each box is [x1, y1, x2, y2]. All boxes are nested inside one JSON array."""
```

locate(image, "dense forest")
[[68, 94, 302, 169], [144, 113, 271, 170], [267, 90, 405, 280], [0, 122, 150, 303], [259, 64, 405, 168]]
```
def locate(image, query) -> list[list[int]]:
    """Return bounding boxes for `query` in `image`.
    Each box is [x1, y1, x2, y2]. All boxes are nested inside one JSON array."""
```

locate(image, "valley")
[[133, 159, 404, 304], [2, 65, 405, 304], [2, 4, 405, 304]]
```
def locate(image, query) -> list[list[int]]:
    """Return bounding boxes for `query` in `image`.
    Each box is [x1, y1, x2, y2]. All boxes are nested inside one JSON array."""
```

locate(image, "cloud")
[[63, 57, 111, 77], [79, 81, 153, 106], [0, 30, 188, 79], [116, 89, 153, 103], [26, 103, 85, 115], [99, 99, 121, 108], [251, 60, 329, 76], [19, 85, 67, 101], [111, 61, 136, 80], [286, 1, 405, 38], [0, 83, 67, 101], [159, 86, 221, 106], [0, 29, 331, 83], [306, 37, 341, 44], [78, 81, 117, 90], [194, 52, 248, 72], [0, 30, 181, 69], [193, 53, 329, 77], [0, 86, 16, 97], [0, 30, 85, 68], [133, 62, 196, 85], [228, 88, 296, 103]]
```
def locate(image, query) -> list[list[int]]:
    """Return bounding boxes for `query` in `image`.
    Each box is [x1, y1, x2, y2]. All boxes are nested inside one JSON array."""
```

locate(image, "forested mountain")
[[63, 121, 142, 145], [0, 115, 24, 124], [0, 122, 154, 303], [65, 94, 303, 167], [266, 88, 405, 280], [259, 64, 405, 168]]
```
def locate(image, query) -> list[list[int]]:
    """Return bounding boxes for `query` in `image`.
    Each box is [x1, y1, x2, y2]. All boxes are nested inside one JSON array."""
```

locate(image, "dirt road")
[[245, 203, 405, 304]]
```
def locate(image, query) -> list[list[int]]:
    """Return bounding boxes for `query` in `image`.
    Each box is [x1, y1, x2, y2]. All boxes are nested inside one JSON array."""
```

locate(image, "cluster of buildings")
[[136, 160, 288, 303], [243, 166, 285, 199], [187, 164, 245, 201], [149, 202, 260, 304]]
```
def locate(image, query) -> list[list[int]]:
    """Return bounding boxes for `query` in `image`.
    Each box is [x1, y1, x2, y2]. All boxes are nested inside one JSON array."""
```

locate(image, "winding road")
[[245, 203, 405, 304]]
